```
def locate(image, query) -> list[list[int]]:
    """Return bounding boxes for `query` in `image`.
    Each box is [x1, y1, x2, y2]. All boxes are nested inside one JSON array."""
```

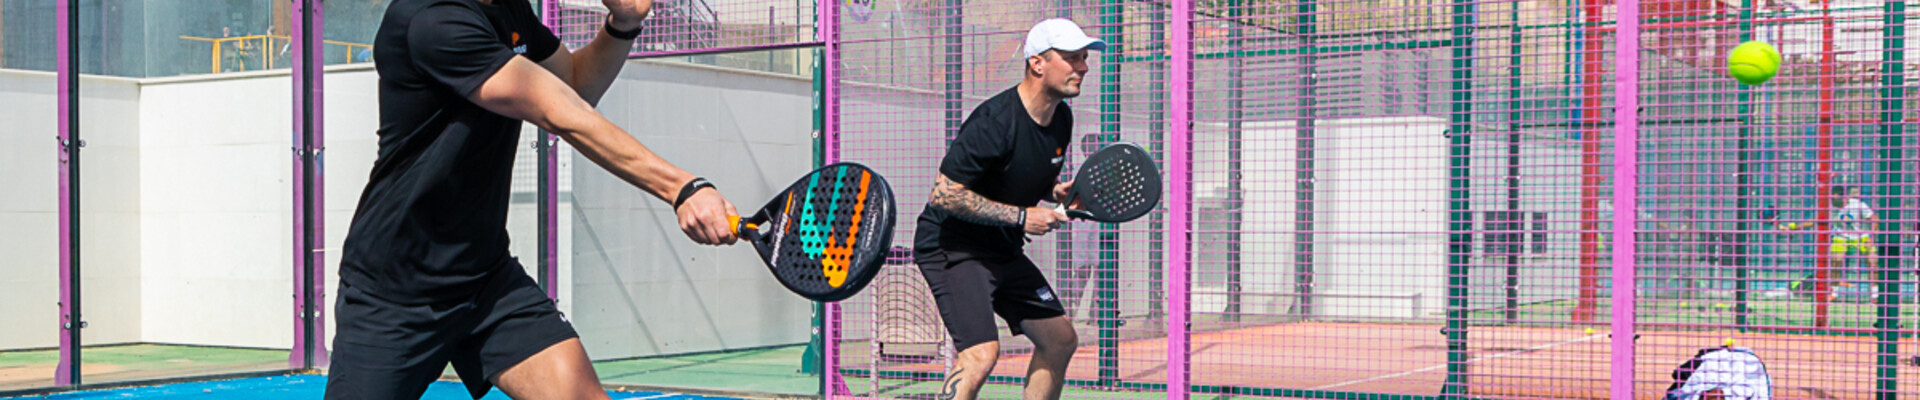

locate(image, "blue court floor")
[[2, 375, 753, 400]]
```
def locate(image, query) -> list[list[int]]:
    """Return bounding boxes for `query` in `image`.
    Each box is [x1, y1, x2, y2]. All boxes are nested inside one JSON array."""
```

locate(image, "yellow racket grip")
[[728, 215, 758, 235]]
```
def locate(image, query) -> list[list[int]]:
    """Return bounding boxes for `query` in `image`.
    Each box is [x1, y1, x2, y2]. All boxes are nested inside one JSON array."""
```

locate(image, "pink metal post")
[[1609, 0, 1640, 397], [291, 0, 330, 369], [55, 0, 80, 386], [820, 0, 842, 397], [539, 0, 563, 300], [1166, 2, 1193, 400]]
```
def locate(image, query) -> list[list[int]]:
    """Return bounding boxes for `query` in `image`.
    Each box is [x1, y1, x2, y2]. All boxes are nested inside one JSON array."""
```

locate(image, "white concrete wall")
[[0, 70, 147, 349], [2, 60, 810, 359], [135, 73, 294, 348], [1191, 117, 1451, 320], [0, 69, 62, 350], [75, 76, 149, 346]]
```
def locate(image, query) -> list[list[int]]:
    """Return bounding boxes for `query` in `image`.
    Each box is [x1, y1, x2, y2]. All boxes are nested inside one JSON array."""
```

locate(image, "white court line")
[[627, 393, 685, 400], [1310, 333, 1607, 390]]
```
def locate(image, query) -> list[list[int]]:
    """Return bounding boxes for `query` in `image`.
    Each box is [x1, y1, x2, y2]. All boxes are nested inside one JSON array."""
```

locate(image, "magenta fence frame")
[[819, 0, 844, 396], [1165, 2, 1193, 400], [39, 0, 1916, 398], [817, 1, 1665, 400], [290, 0, 330, 370], [1608, 2, 1641, 400], [55, 0, 80, 386]]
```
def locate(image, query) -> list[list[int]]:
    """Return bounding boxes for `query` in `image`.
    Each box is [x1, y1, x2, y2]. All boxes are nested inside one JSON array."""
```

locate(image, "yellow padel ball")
[[1728, 41, 1782, 85]]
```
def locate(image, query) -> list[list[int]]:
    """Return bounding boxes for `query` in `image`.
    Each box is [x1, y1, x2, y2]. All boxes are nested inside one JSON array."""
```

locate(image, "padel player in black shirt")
[[328, 0, 740, 398], [914, 18, 1105, 400]]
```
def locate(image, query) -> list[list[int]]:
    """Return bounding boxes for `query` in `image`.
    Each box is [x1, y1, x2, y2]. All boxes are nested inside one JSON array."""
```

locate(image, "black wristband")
[[605, 19, 643, 41], [673, 178, 715, 210], [1015, 208, 1027, 228]]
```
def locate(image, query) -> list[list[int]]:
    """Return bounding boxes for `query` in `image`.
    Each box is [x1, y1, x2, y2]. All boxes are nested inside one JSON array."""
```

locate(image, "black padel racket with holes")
[[729, 163, 897, 302], [1056, 142, 1162, 223]]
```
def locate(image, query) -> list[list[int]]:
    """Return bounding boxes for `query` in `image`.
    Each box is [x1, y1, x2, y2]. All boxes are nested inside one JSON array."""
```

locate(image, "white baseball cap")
[[1023, 18, 1107, 58]]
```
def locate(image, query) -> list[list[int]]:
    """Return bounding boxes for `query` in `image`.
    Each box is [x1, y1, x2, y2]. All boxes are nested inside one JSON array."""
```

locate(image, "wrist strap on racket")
[[674, 177, 715, 210]]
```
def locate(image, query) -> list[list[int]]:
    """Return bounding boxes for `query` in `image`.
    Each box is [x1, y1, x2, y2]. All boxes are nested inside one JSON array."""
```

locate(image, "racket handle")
[[1054, 203, 1095, 221], [729, 215, 758, 237]]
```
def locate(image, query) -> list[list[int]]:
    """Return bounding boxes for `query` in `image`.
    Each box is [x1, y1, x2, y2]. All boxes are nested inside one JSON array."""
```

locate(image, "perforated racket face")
[[749, 163, 896, 302], [1073, 143, 1162, 223]]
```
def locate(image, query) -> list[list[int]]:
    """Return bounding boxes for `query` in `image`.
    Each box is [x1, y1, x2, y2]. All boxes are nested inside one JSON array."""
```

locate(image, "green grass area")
[[593, 344, 818, 395], [0, 344, 289, 391], [0, 344, 287, 368]]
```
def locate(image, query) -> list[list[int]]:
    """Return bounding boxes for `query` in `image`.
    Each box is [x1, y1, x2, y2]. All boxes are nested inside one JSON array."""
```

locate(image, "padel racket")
[[1056, 142, 1162, 223], [730, 163, 897, 302]]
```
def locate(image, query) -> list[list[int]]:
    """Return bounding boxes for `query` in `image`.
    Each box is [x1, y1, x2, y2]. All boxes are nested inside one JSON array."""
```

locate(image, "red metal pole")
[[1576, 0, 1605, 324], [1812, 0, 1835, 328]]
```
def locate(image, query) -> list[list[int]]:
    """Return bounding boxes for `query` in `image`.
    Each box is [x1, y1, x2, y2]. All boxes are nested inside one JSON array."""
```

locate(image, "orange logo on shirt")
[[512, 32, 521, 45]]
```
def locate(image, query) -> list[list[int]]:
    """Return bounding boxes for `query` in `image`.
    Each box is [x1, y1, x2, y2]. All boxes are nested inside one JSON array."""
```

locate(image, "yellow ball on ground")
[[1585, 328, 1596, 335], [1728, 41, 1782, 85]]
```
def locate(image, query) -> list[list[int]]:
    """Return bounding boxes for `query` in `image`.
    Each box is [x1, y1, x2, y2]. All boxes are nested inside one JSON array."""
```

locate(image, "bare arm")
[[537, 0, 651, 105], [930, 173, 1023, 227], [478, 57, 682, 198], [470, 56, 738, 244], [537, 30, 632, 105], [930, 173, 1065, 235]]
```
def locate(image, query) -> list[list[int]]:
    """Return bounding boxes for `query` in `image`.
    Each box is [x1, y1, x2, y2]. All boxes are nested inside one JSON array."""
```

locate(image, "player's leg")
[[1015, 316, 1076, 400], [461, 265, 604, 400], [946, 340, 1001, 400], [492, 339, 609, 400], [991, 255, 1074, 400], [922, 256, 1006, 400], [1860, 237, 1878, 270], [1827, 239, 1849, 300]]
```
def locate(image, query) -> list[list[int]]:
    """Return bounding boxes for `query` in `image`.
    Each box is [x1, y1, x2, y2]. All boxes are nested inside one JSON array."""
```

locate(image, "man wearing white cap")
[[913, 18, 1105, 400]]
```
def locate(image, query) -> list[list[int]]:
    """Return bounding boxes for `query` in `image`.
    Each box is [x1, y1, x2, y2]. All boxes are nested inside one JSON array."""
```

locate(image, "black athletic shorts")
[[324, 260, 577, 399], [919, 251, 1067, 352]]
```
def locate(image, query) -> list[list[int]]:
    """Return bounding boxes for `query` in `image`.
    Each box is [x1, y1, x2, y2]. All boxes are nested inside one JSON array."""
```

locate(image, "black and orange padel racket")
[[730, 163, 897, 302]]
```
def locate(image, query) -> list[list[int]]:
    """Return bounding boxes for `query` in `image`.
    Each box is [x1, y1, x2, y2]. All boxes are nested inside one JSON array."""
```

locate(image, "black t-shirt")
[[340, 0, 560, 304], [914, 87, 1074, 263]]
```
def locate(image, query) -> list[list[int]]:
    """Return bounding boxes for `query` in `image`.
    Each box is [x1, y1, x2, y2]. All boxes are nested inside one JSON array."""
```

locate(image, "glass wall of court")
[[3, 0, 824, 396]]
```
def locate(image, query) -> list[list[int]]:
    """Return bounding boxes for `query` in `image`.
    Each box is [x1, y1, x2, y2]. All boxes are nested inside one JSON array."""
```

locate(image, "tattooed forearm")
[[930, 173, 1024, 228]]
